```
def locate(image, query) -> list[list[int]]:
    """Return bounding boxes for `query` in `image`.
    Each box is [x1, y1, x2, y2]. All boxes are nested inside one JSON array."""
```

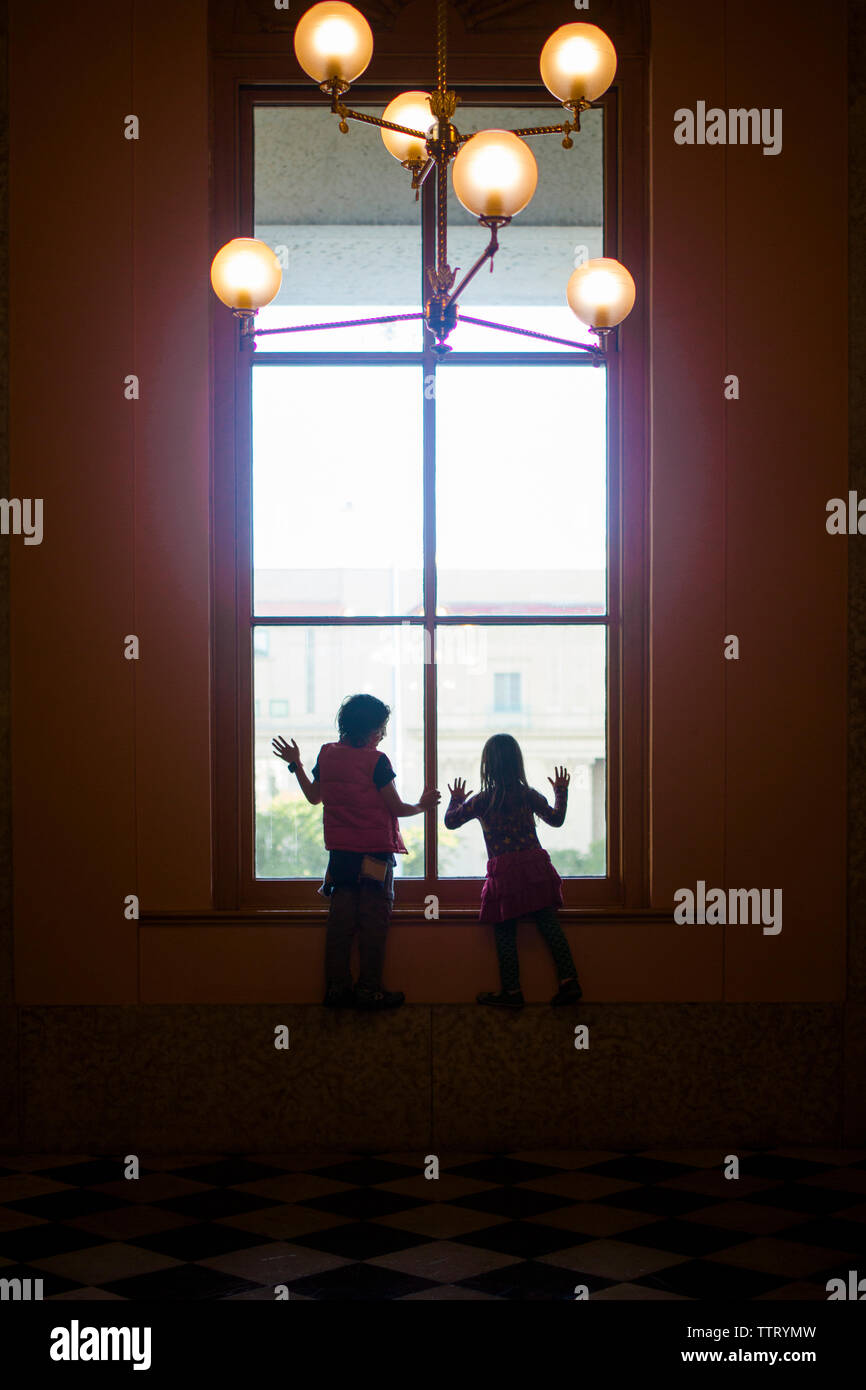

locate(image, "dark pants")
[[493, 907, 578, 993], [325, 871, 394, 991]]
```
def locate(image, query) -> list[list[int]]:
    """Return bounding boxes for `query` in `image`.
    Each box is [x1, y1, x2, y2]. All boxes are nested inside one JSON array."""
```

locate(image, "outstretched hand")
[[418, 787, 441, 812], [272, 736, 300, 765], [447, 777, 473, 803], [548, 765, 570, 793]]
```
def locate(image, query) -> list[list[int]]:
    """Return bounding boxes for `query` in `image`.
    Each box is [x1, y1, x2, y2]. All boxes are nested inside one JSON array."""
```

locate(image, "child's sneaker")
[[477, 990, 524, 1010], [323, 985, 356, 1008], [551, 981, 583, 1006], [353, 987, 405, 1011]]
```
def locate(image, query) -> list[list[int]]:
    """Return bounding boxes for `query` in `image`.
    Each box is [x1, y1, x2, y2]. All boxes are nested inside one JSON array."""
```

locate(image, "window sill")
[[139, 908, 674, 927]]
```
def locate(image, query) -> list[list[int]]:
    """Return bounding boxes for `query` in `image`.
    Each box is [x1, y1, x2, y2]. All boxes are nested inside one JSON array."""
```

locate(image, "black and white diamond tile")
[[1, 1147, 864, 1299]]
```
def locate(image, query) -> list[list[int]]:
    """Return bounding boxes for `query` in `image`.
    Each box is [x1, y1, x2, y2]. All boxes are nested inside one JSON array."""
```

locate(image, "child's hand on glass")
[[447, 777, 473, 803], [418, 787, 442, 811], [272, 736, 300, 765], [548, 766, 570, 793]]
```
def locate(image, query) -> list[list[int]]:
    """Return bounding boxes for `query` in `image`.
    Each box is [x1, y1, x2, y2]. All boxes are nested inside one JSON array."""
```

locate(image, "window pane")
[[253, 365, 423, 615], [437, 625, 606, 878], [436, 365, 607, 614], [445, 105, 603, 352], [254, 106, 422, 351], [255, 624, 425, 879]]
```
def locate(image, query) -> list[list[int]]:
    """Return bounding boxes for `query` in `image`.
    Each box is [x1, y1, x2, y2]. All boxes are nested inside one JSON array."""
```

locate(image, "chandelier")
[[210, 0, 636, 360]]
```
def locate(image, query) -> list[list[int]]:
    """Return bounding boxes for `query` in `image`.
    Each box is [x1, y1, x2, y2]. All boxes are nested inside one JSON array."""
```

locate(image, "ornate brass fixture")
[[210, 1, 636, 359]]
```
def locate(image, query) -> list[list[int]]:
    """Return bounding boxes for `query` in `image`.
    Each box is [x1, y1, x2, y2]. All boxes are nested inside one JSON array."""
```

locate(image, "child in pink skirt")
[[444, 733, 582, 1009]]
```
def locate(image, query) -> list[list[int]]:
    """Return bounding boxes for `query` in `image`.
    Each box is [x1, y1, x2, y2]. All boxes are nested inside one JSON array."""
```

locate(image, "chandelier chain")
[[434, 0, 450, 283], [437, 157, 448, 279], [436, 0, 447, 96]]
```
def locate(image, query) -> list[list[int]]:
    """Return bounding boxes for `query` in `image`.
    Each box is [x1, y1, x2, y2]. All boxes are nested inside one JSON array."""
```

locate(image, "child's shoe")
[[353, 987, 405, 1011], [477, 990, 524, 1010], [323, 985, 356, 1008], [551, 980, 583, 1006]]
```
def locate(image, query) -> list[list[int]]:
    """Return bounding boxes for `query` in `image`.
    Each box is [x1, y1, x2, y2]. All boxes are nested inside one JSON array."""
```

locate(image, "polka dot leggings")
[[493, 907, 578, 992]]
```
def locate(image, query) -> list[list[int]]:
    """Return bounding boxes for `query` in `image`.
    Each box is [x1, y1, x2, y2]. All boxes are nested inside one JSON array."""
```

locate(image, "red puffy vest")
[[317, 742, 407, 854]]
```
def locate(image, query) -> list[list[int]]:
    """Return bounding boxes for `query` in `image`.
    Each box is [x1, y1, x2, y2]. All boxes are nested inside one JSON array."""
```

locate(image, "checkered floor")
[[2, 1149, 866, 1300]]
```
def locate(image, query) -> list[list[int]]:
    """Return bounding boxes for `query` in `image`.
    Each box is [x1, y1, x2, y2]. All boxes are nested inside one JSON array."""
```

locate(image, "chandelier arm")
[[412, 157, 436, 190], [443, 222, 505, 309], [507, 125, 571, 138], [248, 312, 424, 337], [457, 314, 606, 356], [333, 106, 429, 141]]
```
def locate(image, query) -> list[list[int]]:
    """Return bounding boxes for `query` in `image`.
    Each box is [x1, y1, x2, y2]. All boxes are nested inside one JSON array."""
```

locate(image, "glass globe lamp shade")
[[540, 23, 617, 105], [210, 238, 282, 311], [380, 91, 434, 163], [566, 257, 635, 328], [294, 2, 373, 86], [451, 130, 538, 219]]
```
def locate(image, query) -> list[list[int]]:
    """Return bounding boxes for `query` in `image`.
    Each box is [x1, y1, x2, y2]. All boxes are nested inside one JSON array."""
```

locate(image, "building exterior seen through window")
[[494, 673, 522, 713]]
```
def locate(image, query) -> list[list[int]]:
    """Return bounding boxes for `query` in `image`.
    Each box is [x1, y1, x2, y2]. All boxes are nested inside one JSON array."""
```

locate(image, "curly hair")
[[336, 693, 391, 748]]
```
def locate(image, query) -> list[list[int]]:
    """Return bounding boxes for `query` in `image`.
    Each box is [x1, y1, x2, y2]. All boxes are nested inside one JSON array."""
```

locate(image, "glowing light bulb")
[[451, 130, 538, 219], [558, 37, 600, 76], [474, 146, 520, 186], [294, 2, 373, 86], [381, 92, 434, 164], [540, 23, 617, 105], [314, 17, 357, 58], [566, 257, 635, 329], [210, 238, 282, 311]]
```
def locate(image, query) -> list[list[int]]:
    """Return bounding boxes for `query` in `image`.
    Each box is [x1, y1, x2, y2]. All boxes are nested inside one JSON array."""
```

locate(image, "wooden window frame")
[[211, 69, 648, 919]]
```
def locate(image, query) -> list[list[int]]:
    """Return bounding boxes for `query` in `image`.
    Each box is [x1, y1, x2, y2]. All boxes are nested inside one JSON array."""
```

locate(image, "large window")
[[216, 86, 643, 912]]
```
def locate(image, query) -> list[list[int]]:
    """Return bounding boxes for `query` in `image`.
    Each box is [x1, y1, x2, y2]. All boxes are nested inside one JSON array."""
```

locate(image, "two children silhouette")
[[273, 693, 582, 1010]]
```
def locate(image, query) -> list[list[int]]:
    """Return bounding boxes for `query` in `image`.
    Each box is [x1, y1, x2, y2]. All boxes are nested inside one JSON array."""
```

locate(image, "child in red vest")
[[444, 732, 582, 1008], [273, 693, 439, 1010]]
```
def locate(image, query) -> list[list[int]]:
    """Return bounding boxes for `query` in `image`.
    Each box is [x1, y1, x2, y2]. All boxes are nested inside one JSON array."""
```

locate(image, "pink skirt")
[[479, 846, 564, 924]]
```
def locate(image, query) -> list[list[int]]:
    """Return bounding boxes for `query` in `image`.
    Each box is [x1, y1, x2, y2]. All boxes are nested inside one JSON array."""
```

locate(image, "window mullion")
[[421, 175, 438, 886]]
